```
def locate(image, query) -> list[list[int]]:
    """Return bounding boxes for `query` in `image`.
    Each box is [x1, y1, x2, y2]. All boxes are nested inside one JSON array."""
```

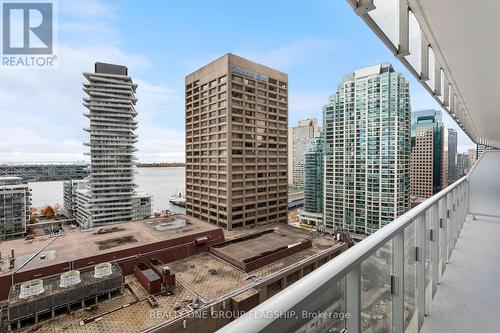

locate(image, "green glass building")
[[303, 132, 324, 213], [323, 63, 411, 235]]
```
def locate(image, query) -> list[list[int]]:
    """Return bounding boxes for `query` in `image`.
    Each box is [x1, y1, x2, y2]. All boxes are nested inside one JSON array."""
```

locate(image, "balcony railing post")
[[416, 215, 425, 329], [439, 197, 448, 269], [447, 193, 453, 260], [431, 202, 440, 295], [452, 188, 457, 248], [393, 231, 404, 333], [458, 183, 463, 231], [346, 265, 361, 333]]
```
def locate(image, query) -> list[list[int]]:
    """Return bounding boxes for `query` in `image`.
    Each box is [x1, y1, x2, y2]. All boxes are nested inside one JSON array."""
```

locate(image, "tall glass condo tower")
[[323, 63, 411, 235]]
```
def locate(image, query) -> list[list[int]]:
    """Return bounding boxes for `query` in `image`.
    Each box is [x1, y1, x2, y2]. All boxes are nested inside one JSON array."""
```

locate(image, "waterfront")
[[29, 167, 186, 213]]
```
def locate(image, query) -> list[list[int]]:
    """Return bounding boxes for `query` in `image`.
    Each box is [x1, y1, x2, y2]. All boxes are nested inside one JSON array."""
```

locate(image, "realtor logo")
[[2, 1, 56, 67], [2, 2, 53, 54]]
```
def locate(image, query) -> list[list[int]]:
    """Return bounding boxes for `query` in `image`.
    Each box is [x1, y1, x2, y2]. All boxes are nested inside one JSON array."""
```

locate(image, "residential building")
[[63, 179, 87, 217], [69, 179, 151, 224], [457, 153, 469, 177], [79, 62, 146, 228], [298, 132, 324, 227], [0, 177, 30, 240], [185, 54, 288, 230], [448, 128, 458, 182], [468, 148, 477, 170], [131, 192, 152, 220], [410, 113, 448, 198], [323, 63, 411, 236], [290, 119, 319, 188], [225, 2, 500, 332]]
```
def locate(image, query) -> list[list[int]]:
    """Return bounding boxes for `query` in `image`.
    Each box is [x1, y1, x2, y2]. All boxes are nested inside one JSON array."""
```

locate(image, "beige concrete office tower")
[[185, 54, 288, 230], [410, 115, 448, 199]]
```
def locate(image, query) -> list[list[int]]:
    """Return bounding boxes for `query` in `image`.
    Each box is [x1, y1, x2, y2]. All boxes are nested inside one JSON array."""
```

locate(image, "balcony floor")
[[422, 214, 500, 333]]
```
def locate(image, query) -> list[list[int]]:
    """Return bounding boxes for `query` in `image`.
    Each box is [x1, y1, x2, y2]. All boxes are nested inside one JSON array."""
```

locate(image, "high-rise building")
[[457, 153, 469, 177], [468, 148, 477, 171], [410, 114, 448, 198], [298, 132, 324, 227], [185, 54, 288, 230], [323, 63, 411, 235], [0, 177, 30, 240], [411, 109, 442, 125], [63, 179, 87, 217], [448, 128, 458, 182], [290, 119, 319, 188], [79, 62, 140, 228]]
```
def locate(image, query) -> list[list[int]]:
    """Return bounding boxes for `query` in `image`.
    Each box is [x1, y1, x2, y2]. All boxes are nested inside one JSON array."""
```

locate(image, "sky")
[[0, 0, 475, 163]]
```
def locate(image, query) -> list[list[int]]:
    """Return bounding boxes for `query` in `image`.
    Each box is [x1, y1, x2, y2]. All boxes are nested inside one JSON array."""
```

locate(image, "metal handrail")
[[218, 175, 468, 332]]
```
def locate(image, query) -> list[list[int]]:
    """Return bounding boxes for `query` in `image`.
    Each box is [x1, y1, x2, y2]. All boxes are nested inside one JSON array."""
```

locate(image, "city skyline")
[[0, 0, 475, 164]]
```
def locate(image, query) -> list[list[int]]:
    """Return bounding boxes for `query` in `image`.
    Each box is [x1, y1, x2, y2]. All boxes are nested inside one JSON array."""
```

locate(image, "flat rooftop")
[[212, 229, 309, 263], [0, 215, 219, 276], [11, 223, 344, 333]]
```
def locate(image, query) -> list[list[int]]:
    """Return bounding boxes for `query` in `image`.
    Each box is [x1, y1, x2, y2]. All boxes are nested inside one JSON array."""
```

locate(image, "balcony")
[[218, 150, 500, 332]]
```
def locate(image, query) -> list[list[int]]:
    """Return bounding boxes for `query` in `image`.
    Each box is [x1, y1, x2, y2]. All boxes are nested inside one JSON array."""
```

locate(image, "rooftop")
[[10, 223, 344, 333], [0, 215, 219, 277]]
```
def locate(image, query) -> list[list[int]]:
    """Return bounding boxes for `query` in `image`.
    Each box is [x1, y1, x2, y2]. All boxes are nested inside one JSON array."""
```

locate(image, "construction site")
[[0, 215, 350, 333]]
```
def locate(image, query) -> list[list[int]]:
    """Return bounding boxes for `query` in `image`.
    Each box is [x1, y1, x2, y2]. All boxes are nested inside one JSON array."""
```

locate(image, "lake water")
[[29, 167, 186, 213]]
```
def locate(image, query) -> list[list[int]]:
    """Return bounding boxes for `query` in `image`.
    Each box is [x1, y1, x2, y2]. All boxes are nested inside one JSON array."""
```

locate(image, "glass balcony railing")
[[217, 151, 500, 333], [217, 175, 467, 332]]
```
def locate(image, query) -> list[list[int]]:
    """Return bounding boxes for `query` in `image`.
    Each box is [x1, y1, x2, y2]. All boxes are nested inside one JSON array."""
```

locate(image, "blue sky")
[[0, 0, 474, 162]]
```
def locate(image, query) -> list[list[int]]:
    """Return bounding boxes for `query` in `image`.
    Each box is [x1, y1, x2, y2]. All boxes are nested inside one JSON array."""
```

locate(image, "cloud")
[[0, 44, 176, 162], [238, 38, 335, 70], [0, 0, 179, 163]]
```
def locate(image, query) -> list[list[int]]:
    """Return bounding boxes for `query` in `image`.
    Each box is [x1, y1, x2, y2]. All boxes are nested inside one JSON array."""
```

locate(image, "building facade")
[[448, 128, 458, 182], [63, 179, 88, 217], [457, 153, 469, 176], [410, 114, 448, 198], [298, 132, 324, 227], [468, 148, 477, 170], [0, 177, 30, 240], [290, 119, 319, 188], [185, 54, 288, 230], [303, 132, 323, 214], [323, 63, 411, 235], [80, 62, 140, 228]]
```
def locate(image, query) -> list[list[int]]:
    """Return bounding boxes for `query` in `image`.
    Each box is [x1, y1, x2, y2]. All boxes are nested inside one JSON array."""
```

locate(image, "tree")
[[42, 205, 55, 219]]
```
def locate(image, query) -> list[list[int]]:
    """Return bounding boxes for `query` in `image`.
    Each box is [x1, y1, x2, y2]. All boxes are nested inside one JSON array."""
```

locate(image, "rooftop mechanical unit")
[[59, 270, 81, 288], [7, 263, 123, 330], [18, 280, 44, 299]]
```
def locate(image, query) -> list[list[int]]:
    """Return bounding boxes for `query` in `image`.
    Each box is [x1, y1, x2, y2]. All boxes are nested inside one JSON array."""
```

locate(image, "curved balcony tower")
[[80, 62, 138, 227]]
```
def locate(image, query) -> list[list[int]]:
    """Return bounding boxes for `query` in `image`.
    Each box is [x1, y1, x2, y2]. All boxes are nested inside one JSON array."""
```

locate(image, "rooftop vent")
[[59, 270, 81, 288], [19, 279, 44, 299], [93, 262, 112, 278]]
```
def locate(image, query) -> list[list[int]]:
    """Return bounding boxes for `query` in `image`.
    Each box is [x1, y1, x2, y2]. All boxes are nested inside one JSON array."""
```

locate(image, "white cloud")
[[0, 0, 179, 163], [238, 38, 334, 70], [0, 44, 180, 162]]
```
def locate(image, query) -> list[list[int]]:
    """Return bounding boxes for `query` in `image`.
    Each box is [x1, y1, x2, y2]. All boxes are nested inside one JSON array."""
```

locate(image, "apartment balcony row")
[[218, 150, 500, 332]]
